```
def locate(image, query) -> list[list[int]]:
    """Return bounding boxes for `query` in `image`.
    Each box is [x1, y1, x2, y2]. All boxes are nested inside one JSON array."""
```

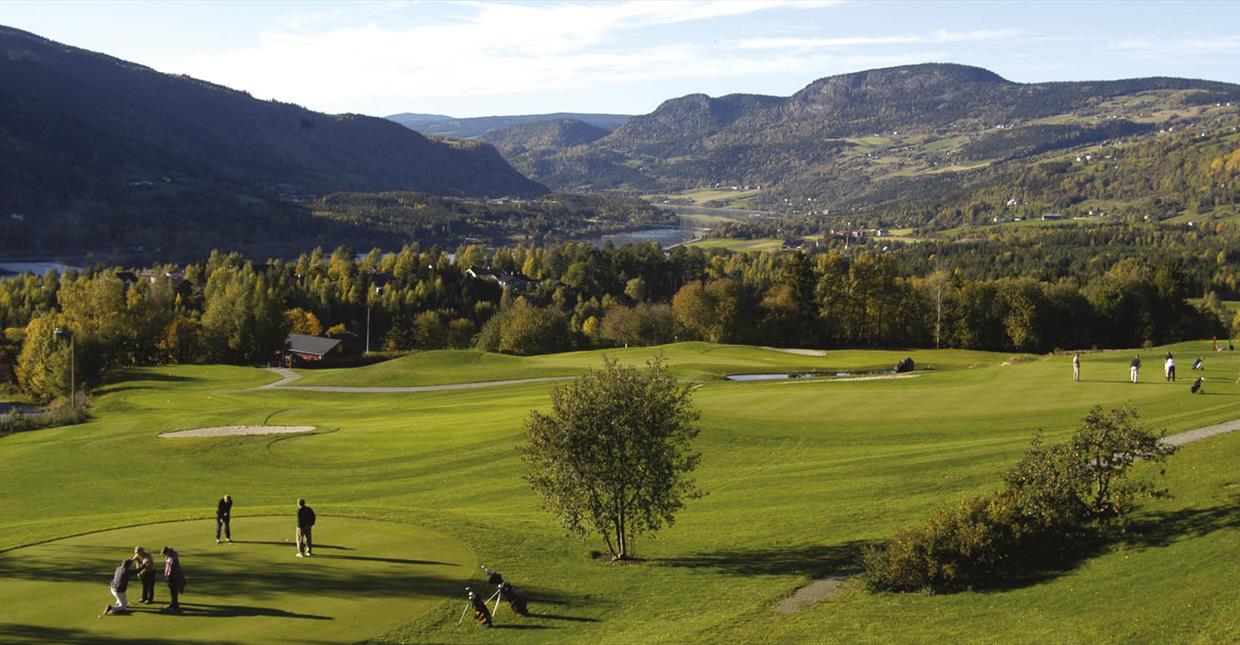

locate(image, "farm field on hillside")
[[1, 342, 1238, 643]]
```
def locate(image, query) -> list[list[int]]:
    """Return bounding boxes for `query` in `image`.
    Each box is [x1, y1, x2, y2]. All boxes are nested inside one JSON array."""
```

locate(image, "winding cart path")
[[256, 367, 571, 393]]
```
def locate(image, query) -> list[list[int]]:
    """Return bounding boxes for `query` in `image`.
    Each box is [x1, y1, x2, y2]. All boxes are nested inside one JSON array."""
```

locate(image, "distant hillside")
[[0, 25, 550, 255], [388, 112, 630, 139], [478, 119, 611, 179], [512, 63, 1240, 215]]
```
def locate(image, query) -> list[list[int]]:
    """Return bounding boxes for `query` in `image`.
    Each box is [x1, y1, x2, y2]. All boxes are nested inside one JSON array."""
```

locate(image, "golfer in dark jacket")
[[296, 498, 316, 557], [216, 495, 232, 544], [160, 546, 186, 612], [104, 559, 137, 615]]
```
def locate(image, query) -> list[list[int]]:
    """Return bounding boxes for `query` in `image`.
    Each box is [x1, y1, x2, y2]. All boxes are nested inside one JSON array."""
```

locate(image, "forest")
[[2, 235, 1233, 402]]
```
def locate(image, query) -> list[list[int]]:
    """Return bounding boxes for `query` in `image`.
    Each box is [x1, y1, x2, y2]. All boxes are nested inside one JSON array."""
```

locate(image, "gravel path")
[[1162, 417, 1240, 447], [256, 367, 302, 389], [257, 367, 571, 393]]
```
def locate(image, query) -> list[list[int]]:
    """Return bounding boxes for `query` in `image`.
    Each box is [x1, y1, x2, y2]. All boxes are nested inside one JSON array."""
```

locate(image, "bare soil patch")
[[774, 573, 853, 614], [160, 425, 316, 438]]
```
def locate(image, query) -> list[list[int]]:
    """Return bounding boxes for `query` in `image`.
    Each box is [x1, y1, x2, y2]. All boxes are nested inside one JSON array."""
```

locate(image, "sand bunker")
[[763, 346, 827, 356], [160, 425, 316, 438]]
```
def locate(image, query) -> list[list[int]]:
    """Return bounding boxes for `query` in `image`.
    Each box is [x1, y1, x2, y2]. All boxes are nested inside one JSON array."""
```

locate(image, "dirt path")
[[778, 417, 1240, 614], [256, 368, 571, 393]]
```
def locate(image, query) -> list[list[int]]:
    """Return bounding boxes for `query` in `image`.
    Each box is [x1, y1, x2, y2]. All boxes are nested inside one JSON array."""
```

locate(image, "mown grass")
[[1, 341, 1238, 643]]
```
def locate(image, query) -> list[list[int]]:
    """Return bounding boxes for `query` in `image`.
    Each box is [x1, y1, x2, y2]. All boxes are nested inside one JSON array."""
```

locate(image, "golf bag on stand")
[[482, 565, 529, 616]]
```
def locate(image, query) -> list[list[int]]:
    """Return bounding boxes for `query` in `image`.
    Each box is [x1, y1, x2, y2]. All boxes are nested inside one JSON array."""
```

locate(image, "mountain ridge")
[[501, 62, 1240, 210], [0, 25, 547, 202]]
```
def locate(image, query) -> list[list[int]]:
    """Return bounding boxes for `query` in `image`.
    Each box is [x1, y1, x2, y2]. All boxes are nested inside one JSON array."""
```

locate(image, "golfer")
[[133, 546, 156, 604], [216, 494, 233, 544], [160, 546, 186, 612], [296, 498, 316, 558], [1130, 355, 1141, 384], [1072, 352, 1081, 382], [1165, 352, 1176, 382], [104, 559, 137, 615]]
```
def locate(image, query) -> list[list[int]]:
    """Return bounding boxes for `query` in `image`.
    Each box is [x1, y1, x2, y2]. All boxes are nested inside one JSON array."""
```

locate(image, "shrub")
[[862, 406, 1175, 593]]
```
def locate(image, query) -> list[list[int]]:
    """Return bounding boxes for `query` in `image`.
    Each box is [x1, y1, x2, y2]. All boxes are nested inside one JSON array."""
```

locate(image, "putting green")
[[0, 516, 475, 643]]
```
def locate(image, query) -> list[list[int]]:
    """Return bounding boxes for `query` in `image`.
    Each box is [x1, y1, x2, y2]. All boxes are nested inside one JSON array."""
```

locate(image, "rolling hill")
[[500, 64, 1240, 210], [0, 25, 549, 255]]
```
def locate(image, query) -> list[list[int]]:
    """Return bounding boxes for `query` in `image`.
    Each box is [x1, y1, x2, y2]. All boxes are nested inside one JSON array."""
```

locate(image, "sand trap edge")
[[160, 425, 317, 439]]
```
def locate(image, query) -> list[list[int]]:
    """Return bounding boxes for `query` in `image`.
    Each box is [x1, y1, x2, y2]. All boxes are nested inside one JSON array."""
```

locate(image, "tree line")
[[1, 241, 1232, 402]]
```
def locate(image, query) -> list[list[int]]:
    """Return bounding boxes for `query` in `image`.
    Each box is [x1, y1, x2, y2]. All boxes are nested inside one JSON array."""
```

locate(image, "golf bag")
[[1191, 377, 1204, 394], [469, 589, 492, 627], [1192, 357, 1204, 370], [497, 581, 529, 616]]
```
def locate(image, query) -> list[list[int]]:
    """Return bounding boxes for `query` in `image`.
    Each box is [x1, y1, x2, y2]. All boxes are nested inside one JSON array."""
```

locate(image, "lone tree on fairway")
[[522, 356, 701, 560]]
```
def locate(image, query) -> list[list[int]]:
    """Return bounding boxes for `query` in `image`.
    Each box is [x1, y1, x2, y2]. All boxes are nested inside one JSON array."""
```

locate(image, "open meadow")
[[1, 342, 1238, 643]]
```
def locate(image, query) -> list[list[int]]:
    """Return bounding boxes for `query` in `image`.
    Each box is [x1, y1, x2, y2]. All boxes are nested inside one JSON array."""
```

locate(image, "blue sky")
[[5, 1, 1240, 118]]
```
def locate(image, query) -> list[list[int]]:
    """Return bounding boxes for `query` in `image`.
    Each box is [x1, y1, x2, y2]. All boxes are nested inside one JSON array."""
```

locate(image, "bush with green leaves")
[[862, 406, 1176, 592]]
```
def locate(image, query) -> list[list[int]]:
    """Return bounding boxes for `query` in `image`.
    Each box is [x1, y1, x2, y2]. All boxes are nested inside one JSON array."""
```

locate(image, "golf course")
[[1, 341, 1238, 643]]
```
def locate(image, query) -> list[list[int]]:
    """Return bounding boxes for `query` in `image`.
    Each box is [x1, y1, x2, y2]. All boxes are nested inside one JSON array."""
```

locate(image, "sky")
[[4, 0, 1240, 118]]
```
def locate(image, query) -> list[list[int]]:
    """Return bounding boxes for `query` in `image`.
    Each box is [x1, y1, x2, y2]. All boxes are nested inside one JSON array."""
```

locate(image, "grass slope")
[[291, 342, 1012, 387], [0, 517, 473, 644], [1, 342, 1238, 643]]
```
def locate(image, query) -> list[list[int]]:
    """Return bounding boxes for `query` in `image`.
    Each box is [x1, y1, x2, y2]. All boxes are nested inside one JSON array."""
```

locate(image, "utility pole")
[[366, 284, 383, 355]]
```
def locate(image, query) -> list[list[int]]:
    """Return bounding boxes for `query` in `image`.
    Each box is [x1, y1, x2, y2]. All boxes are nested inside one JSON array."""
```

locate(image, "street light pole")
[[366, 284, 383, 355], [54, 327, 75, 408]]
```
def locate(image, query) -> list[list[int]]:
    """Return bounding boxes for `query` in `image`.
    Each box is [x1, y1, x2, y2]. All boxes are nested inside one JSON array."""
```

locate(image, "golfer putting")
[[296, 498, 316, 557]]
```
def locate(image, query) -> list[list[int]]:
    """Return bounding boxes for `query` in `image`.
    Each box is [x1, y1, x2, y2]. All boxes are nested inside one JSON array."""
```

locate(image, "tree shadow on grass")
[[228, 541, 352, 550], [969, 496, 1240, 594], [1123, 495, 1240, 548], [0, 623, 233, 645], [657, 540, 873, 578], [176, 602, 332, 620], [0, 548, 465, 602], [318, 554, 455, 566], [527, 613, 600, 623]]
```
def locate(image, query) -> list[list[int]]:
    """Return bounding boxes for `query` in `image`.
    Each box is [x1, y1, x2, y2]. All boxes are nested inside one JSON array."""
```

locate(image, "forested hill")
[[509, 63, 1240, 202], [0, 25, 548, 211]]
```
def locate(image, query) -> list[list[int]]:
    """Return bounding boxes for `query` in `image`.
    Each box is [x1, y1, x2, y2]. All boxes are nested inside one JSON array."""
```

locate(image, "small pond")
[[0, 402, 43, 416], [726, 373, 815, 381]]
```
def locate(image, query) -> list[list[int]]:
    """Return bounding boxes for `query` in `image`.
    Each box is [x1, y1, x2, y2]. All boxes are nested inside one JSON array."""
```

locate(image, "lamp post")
[[53, 327, 75, 408], [366, 284, 383, 355]]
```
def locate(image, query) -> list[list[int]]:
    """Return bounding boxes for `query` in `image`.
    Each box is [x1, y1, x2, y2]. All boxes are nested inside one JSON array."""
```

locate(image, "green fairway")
[[2, 341, 1239, 643], [0, 517, 473, 643], [290, 342, 1013, 387]]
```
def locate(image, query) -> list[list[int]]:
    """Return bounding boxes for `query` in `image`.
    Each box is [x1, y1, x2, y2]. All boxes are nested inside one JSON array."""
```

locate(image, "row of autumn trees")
[[1, 241, 1231, 401]]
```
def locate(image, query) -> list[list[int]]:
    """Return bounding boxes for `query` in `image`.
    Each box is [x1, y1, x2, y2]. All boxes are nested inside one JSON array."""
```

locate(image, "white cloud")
[[1109, 35, 1240, 55], [738, 29, 1023, 50], [167, 0, 843, 114]]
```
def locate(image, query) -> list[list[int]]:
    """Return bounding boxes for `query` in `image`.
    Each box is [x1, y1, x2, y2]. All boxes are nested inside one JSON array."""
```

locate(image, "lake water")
[[0, 262, 82, 279], [593, 227, 704, 249], [0, 402, 42, 416]]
